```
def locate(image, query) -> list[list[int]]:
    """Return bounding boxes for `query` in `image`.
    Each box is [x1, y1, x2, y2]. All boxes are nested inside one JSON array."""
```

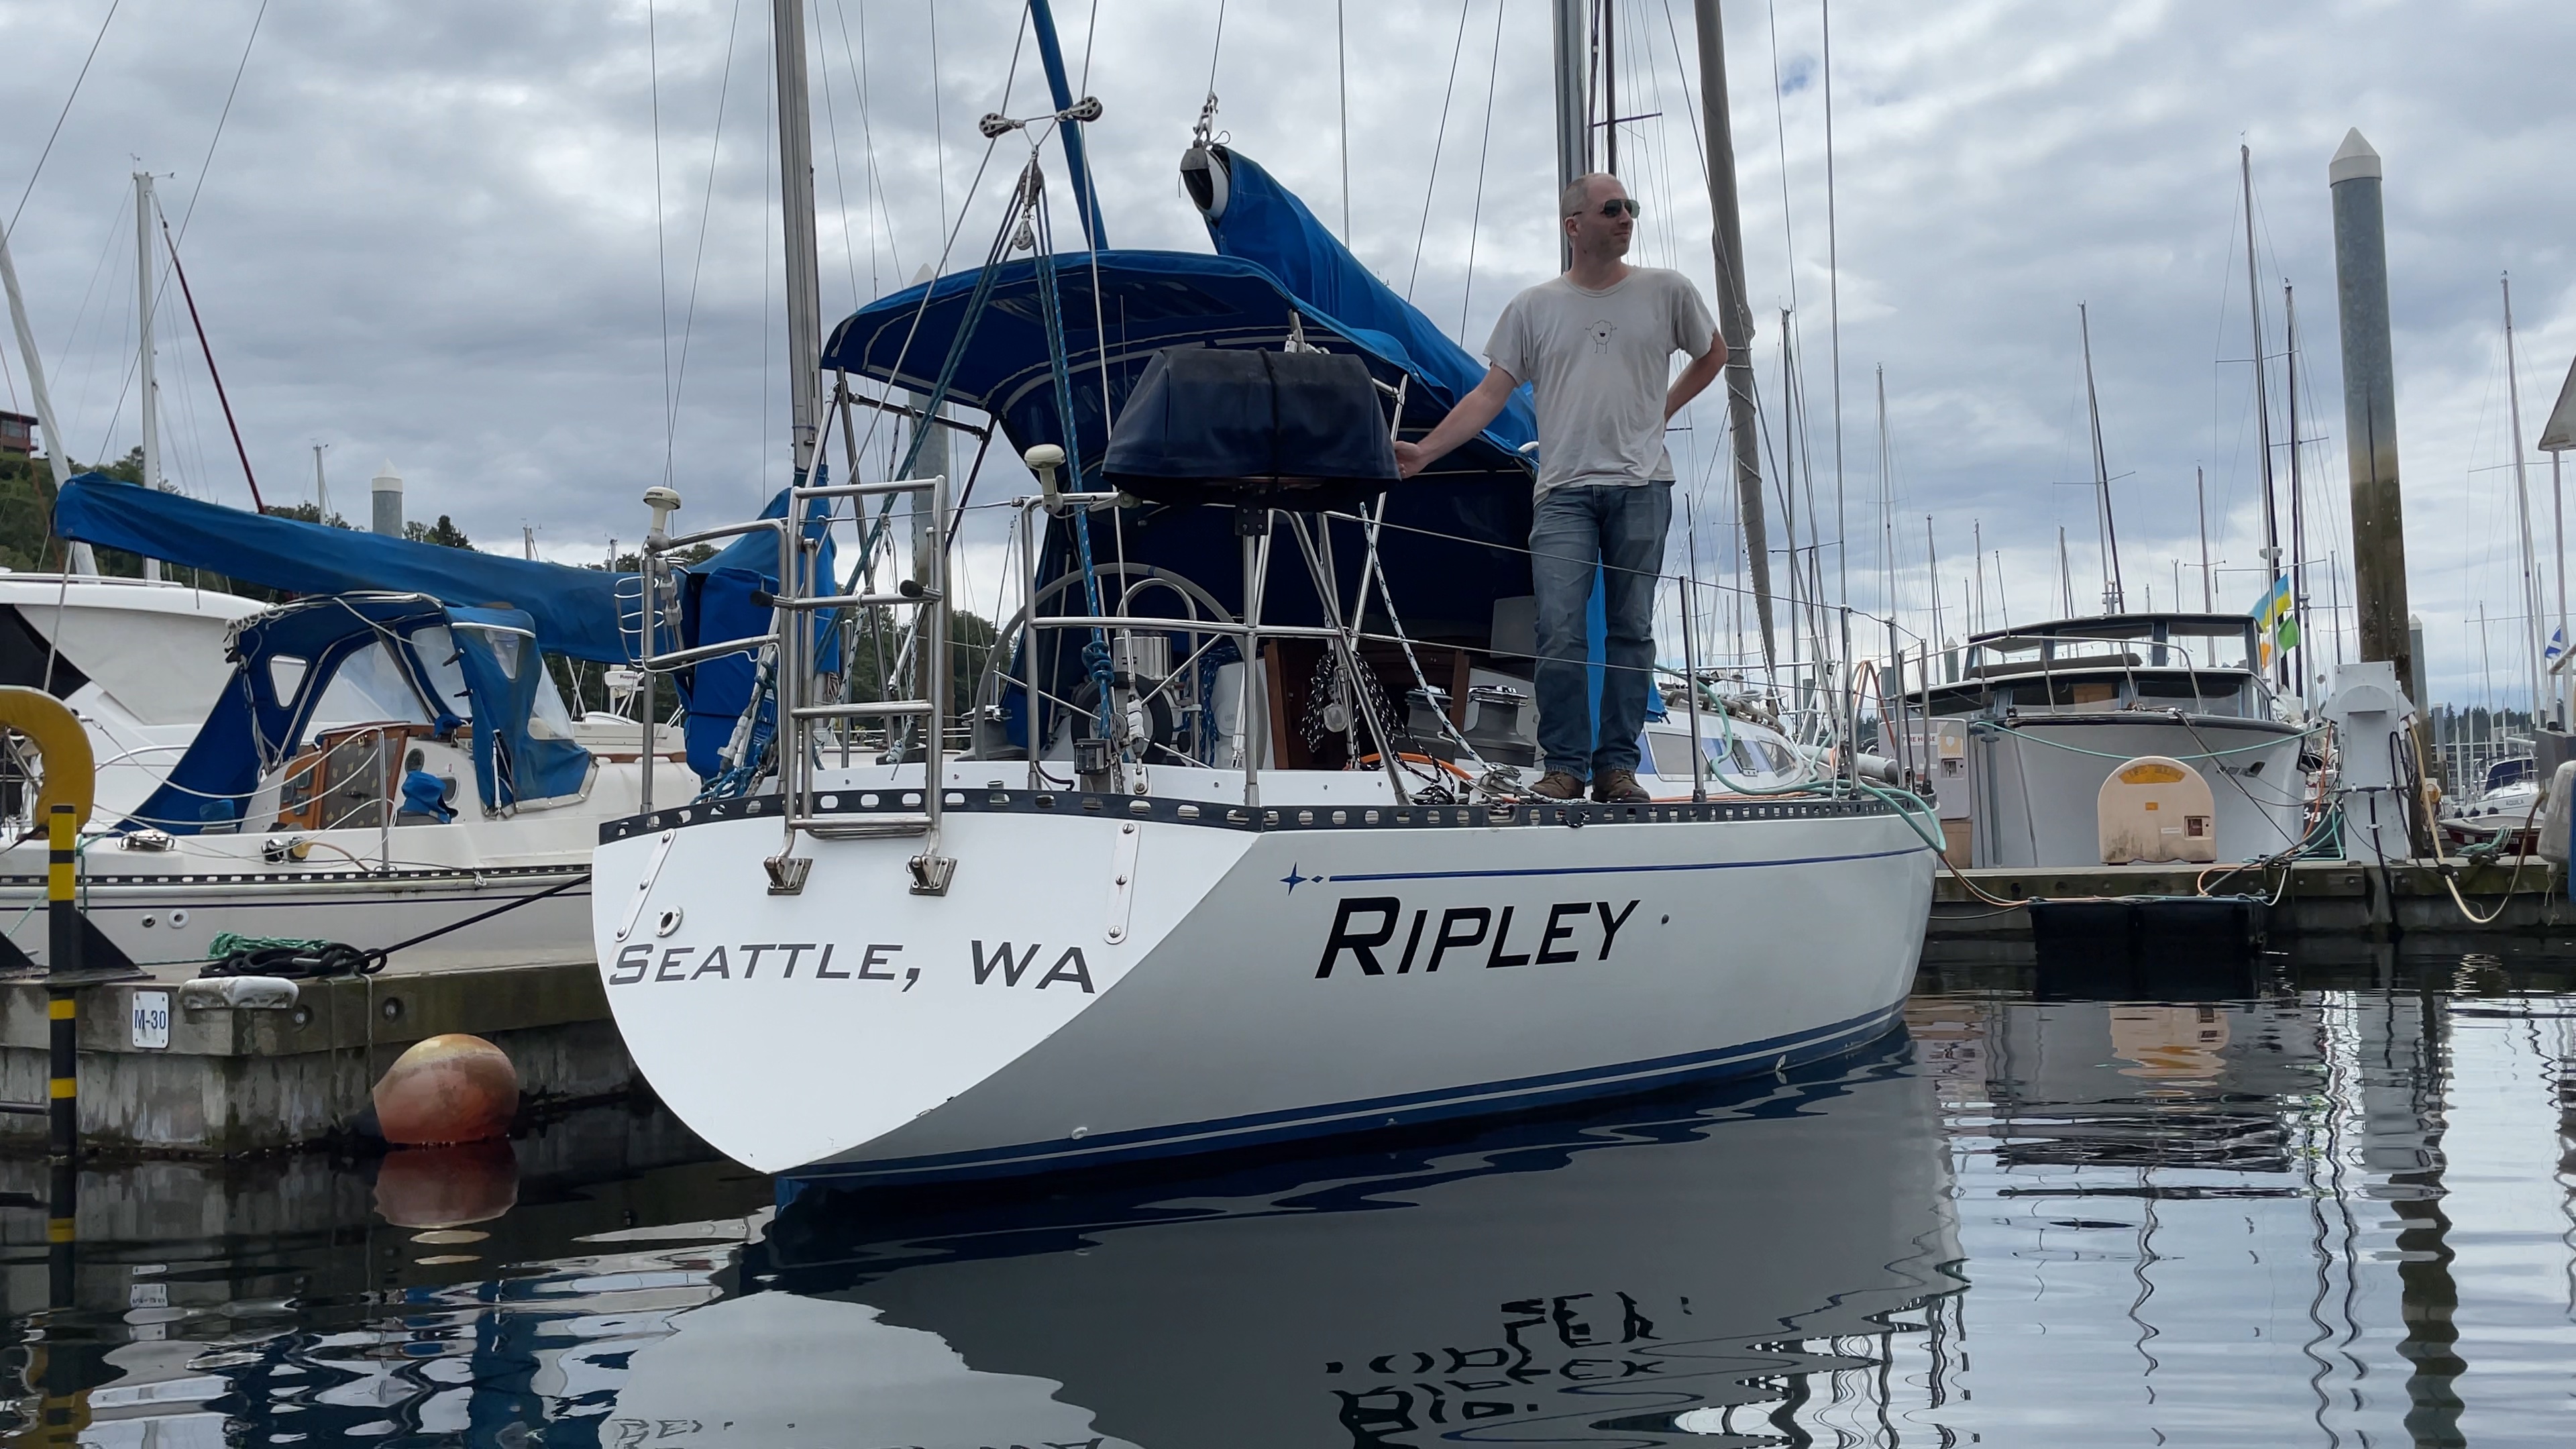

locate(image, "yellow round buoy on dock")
[[371, 1033, 521, 1145], [0, 686, 95, 833]]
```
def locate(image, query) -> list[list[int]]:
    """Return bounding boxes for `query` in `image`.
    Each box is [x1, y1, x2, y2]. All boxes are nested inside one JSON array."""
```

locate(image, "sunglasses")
[[1584, 198, 1642, 219]]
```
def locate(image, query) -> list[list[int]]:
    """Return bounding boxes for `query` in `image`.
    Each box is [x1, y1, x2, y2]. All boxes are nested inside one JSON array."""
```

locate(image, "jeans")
[[1529, 480, 1671, 779]]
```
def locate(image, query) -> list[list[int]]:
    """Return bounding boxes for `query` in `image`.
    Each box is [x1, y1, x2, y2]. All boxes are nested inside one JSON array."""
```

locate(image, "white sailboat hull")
[[593, 772, 1935, 1181]]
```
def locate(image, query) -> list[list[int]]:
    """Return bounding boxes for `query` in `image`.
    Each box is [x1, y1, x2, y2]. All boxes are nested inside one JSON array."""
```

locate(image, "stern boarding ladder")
[[635, 473, 956, 900]]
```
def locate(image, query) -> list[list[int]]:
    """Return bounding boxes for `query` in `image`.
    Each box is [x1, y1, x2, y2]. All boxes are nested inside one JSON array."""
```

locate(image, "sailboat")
[[588, 0, 1935, 1181], [0, 172, 272, 826]]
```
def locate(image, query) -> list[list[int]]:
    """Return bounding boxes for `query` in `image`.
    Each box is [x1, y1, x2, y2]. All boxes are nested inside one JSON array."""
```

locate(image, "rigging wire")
[[76, 0, 269, 479], [1822, 0, 1845, 616], [169, 0, 268, 246], [1457, 0, 1508, 338], [930, 3, 951, 241], [1405, 0, 1476, 302], [6, 0, 121, 239], [1762, 0, 1799, 314], [1206, 0, 1230, 103], [649, 0, 674, 485], [829, 0, 896, 289], [761, 5, 776, 494], [667, 0, 751, 476], [1079, 0, 1101, 92], [810, 0, 864, 313]]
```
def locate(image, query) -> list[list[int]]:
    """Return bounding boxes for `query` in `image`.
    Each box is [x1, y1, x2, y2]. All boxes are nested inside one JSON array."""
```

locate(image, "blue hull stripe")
[[790, 997, 1909, 1185], [1326, 843, 1927, 885]]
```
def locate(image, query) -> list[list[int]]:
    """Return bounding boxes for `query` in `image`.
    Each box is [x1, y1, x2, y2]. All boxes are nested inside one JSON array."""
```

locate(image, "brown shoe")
[[1529, 769, 1587, 800], [1591, 769, 1650, 804]]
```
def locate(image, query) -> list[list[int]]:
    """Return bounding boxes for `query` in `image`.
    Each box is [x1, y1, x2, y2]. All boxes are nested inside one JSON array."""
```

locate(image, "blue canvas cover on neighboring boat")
[[52, 474, 640, 665], [122, 594, 592, 834], [672, 487, 842, 783], [449, 606, 593, 809]]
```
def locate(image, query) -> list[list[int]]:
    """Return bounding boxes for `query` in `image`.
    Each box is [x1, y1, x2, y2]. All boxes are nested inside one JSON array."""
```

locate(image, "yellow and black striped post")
[[45, 802, 77, 1161]]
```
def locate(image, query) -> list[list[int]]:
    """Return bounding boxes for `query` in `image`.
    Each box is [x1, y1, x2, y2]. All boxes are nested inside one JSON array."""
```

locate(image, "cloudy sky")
[[3, 0, 2572, 706]]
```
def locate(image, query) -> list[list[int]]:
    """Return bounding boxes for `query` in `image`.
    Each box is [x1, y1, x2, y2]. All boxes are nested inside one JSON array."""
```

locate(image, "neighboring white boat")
[[0, 590, 680, 971], [0, 570, 266, 822], [1893, 613, 2315, 868], [0, 472, 853, 973], [2437, 752, 2541, 847]]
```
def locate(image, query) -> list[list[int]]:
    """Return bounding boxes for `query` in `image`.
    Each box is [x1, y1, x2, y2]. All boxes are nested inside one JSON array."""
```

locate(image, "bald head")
[[1560, 172, 1624, 217], [1558, 172, 1635, 271]]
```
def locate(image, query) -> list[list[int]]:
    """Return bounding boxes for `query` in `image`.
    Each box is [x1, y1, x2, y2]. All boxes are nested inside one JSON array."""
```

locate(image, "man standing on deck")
[[1394, 173, 1727, 803]]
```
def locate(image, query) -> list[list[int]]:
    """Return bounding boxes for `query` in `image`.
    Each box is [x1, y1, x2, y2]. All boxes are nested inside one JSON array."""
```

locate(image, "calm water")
[[4, 955, 2573, 1446]]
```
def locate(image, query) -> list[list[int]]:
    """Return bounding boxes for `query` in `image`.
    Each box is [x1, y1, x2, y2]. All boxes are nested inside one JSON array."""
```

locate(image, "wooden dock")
[[1929, 857, 2573, 947]]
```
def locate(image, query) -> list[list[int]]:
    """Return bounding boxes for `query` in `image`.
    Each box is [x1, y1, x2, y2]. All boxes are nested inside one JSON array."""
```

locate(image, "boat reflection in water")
[[615, 1041, 1963, 1448], [13, 974, 2570, 1442]]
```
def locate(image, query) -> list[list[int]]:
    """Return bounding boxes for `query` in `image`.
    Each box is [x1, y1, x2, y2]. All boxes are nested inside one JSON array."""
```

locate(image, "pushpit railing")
[[635, 473, 955, 897]]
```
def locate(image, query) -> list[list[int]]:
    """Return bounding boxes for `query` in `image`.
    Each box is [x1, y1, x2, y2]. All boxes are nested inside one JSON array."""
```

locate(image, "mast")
[[1925, 517, 1940, 661], [1877, 366, 1896, 671], [1690, 0, 1777, 672], [2059, 527, 2073, 618], [133, 172, 162, 580], [771, 0, 824, 482], [2196, 464, 2212, 610], [2078, 303, 2123, 611], [1598, 0, 1617, 175], [134, 174, 160, 496], [1552, 0, 1590, 211], [2504, 274, 2544, 725], [1972, 520, 1984, 635], [2286, 281, 2306, 699], [2242, 146, 2283, 679], [1780, 308, 1801, 670], [0, 211, 97, 574]]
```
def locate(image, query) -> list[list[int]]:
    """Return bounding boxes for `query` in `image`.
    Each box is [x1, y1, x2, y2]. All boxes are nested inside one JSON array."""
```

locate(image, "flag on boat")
[[2549, 627, 2567, 667], [2251, 575, 2298, 668]]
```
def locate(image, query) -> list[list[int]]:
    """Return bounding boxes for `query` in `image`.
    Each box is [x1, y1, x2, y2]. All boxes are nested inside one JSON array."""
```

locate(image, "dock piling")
[[45, 802, 76, 1161]]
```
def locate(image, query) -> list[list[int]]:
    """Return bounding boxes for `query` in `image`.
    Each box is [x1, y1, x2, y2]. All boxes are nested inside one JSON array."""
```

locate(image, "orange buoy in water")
[[372, 1033, 520, 1145], [374, 1139, 520, 1228]]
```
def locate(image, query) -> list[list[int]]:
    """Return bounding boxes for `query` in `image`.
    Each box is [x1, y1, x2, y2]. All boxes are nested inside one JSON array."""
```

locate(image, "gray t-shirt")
[[1485, 267, 1718, 495]]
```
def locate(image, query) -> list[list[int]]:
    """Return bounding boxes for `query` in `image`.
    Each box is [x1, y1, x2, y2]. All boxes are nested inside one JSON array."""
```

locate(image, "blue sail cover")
[[54, 476, 641, 665], [1196, 148, 1536, 457]]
